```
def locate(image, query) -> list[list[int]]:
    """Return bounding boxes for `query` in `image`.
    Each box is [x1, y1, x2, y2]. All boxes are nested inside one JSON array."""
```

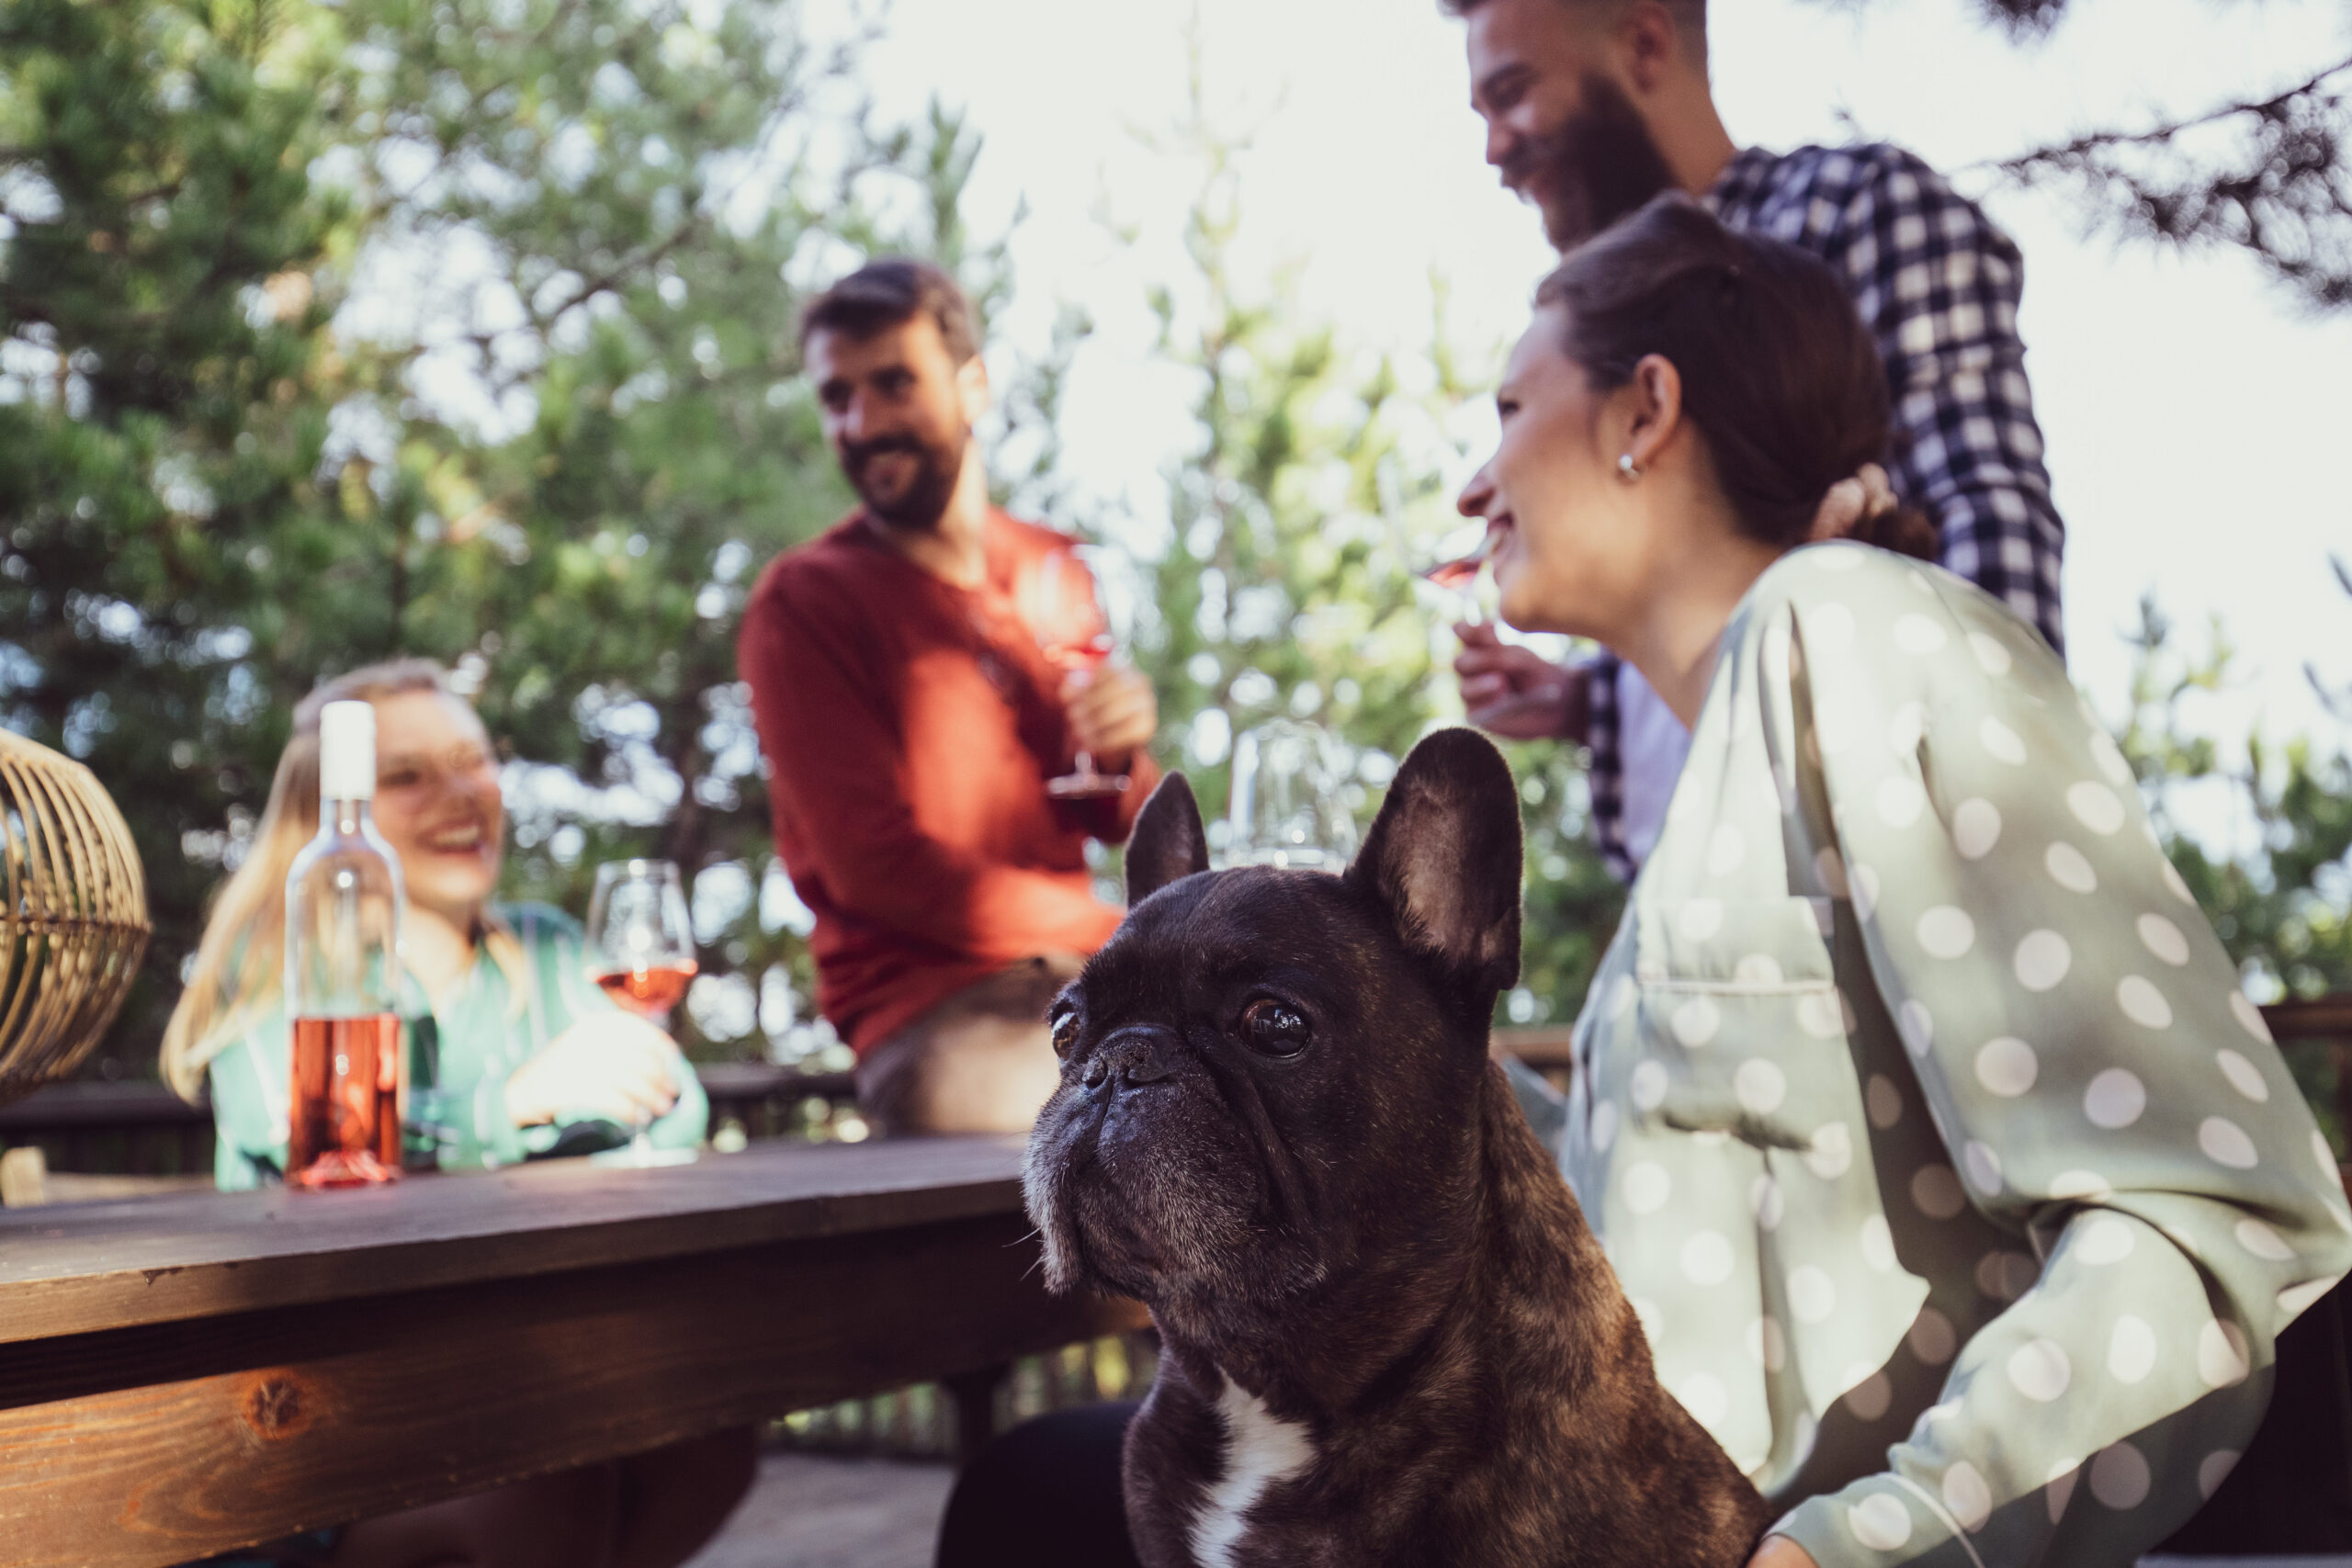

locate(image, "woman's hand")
[[1060, 665, 1158, 765], [503, 1013, 681, 1129], [1453, 623, 1587, 741], [1748, 1535, 1818, 1568]]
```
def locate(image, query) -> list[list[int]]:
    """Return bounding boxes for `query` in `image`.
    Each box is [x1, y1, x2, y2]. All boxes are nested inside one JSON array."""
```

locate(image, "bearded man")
[[738, 258, 1158, 1136], [1448, 0, 2067, 882]]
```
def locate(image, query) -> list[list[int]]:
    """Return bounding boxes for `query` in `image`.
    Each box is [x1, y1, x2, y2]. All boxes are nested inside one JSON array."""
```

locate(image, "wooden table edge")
[[0, 1139, 1045, 1345]]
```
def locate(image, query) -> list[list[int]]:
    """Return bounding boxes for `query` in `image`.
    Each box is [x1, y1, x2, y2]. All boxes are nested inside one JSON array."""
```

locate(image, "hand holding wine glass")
[[1454, 623, 1586, 740], [1060, 661, 1158, 760], [1415, 517, 1579, 739], [1416, 517, 1498, 628], [582, 858, 697, 1167], [1034, 546, 1150, 801], [504, 1012, 680, 1130]]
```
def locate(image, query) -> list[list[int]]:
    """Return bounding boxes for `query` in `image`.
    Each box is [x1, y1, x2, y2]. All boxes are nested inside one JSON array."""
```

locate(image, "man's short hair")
[[1442, 0, 1708, 70], [798, 257, 980, 366]]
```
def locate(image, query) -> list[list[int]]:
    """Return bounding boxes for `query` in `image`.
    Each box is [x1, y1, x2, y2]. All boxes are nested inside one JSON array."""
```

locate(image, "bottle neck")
[[322, 796, 374, 836]]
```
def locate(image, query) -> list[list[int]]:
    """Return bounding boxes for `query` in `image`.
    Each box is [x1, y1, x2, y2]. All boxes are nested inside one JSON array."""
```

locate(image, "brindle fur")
[[1024, 731, 1771, 1567]]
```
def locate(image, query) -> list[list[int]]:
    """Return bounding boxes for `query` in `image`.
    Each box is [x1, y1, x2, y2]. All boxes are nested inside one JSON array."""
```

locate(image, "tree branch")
[[1978, 54, 2352, 310], [1984, 54, 2352, 176]]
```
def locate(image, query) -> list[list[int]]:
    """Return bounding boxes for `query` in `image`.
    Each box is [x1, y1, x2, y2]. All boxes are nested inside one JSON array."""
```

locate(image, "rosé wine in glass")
[[584, 859, 698, 1168], [594, 960, 699, 1016]]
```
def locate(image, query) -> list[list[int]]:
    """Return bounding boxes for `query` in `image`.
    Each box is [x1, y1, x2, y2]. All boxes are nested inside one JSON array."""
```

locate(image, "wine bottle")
[[284, 700, 407, 1189]]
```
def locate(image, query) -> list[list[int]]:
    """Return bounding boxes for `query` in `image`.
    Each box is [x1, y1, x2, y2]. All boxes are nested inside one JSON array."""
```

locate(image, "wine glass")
[[1034, 546, 1133, 802], [1224, 719, 1359, 871], [583, 858, 698, 1168], [1416, 517, 1498, 629]]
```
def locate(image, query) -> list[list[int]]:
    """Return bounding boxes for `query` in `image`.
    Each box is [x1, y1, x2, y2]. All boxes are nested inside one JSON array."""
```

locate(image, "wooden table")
[[0, 1136, 1144, 1568]]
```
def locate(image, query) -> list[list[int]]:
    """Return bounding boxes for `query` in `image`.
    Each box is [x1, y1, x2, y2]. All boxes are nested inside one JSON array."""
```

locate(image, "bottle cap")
[[318, 701, 377, 802]]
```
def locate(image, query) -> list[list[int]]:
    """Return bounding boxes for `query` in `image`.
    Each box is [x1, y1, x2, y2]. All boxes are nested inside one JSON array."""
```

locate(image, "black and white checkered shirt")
[[1584, 142, 2068, 882]]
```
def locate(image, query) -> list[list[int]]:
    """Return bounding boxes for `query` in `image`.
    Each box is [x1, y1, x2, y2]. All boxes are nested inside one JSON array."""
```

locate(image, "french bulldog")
[[1023, 728, 1770, 1567]]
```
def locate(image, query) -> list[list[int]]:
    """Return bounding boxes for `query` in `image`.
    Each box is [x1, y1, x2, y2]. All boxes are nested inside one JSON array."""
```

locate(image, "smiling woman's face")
[[1482, 303, 1648, 643], [368, 689, 503, 925]]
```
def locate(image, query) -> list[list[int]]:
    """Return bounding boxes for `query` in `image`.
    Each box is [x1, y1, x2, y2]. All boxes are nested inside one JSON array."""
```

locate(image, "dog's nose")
[[1081, 1028, 1178, 1093]]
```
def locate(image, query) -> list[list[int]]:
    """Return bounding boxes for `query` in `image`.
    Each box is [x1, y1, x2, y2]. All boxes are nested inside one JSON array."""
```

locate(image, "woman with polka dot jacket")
[[1464, 193, 2352, 1568]]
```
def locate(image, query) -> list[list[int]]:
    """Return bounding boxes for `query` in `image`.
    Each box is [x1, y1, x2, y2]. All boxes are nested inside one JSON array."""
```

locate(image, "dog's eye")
[[1050, 1010, 1081, 1059], [1240, 999, 1310, 1058]]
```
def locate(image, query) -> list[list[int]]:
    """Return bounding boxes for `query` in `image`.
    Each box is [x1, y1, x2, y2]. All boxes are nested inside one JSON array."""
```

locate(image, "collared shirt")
[[1563, 542, 2348, 1566], [206, 902, 707, 1188], [1583, 142, 2068, 882]]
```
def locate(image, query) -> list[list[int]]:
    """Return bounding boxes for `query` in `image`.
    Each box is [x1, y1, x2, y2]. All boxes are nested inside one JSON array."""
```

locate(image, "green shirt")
[[1561, 543, 2352, 1567], [207, 901, 707, 1190]]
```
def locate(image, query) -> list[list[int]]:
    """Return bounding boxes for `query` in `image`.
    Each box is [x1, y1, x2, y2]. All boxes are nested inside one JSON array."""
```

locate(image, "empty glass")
[[1224, 719, 1359, 871]]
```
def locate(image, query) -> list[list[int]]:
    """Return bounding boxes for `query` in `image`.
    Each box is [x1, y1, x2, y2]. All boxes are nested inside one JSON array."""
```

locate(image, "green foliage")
[[2119, 581, 2352, 1140], [68, 5, 2349, 1094], [1096, 72, 1623, 1029], [2121, 591, 2352, 1000], [1509, 741, 1631, 1026], [0, 0, 982, 1072], [0, 0, 359, 1065], [330, 0, 879, 1055]]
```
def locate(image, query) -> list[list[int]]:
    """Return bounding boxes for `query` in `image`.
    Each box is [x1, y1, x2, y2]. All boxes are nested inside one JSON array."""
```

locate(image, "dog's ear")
[[1125, 773, 1210, 906], [1344, 728, 1522, 1008]]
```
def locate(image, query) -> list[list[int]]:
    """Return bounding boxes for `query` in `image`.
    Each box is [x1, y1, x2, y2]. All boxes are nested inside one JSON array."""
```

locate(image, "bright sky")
[[817, 0, 2352, 780]]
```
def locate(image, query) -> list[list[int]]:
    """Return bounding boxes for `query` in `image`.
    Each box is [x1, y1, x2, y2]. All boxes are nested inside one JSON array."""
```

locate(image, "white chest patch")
[[1187, 1373, 1317, 1568]]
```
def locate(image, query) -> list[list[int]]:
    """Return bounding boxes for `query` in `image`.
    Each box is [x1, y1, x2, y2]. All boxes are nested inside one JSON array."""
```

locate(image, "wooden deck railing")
[[1496, 996, 2352, 1147], [6, 1002, 2346, 1180], [1498, 996, 2351, 1065], [0, 1060, 861, 1181]]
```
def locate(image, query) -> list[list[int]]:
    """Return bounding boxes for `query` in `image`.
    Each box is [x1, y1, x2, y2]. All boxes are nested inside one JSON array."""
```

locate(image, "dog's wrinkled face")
[[1024, 731, 1525, 1335]]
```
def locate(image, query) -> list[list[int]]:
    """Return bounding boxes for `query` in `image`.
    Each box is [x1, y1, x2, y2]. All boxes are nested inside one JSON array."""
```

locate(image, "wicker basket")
[[0, 730, 149, 1107]]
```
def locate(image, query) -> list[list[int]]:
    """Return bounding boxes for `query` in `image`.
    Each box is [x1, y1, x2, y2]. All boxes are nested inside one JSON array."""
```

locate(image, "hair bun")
[[1538, 197, 1920, 559], [1851, 504, 1941, 562]]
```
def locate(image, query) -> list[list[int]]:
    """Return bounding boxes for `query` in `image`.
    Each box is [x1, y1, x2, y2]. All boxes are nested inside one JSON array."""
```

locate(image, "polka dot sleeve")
[[1758, 547, 2352, 1568]]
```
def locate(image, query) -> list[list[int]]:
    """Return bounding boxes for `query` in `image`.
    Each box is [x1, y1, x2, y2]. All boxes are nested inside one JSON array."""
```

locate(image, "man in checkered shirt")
[[1446, 0, 2065, 881]]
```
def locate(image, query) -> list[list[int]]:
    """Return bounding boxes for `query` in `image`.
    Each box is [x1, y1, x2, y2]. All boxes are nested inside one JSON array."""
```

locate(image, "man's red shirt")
[[738, 509, 1158, 1054]]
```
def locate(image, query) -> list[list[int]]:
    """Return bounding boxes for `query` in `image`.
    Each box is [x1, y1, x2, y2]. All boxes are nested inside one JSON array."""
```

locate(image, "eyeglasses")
[[375, 744, 496, 795]]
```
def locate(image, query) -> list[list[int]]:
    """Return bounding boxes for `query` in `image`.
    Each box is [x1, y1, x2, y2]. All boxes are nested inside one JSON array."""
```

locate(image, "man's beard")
[[843, 426, 967, 532], [1501, 73, 1679, 252]]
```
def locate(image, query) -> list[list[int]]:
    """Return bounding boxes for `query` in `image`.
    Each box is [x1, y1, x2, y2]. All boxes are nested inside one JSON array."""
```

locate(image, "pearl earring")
[[1616, 453, 1641, 482]]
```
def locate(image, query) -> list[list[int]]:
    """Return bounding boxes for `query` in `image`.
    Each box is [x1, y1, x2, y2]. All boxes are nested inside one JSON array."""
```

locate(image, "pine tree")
[[1838, 0, 2351, 310], [0, 0, 359, 1065], [0, 0, 967, 1070]]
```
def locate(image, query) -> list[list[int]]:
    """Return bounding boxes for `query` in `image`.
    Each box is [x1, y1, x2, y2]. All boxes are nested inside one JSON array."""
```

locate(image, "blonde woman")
[[164, 660, 706, 1183], [164, 660, 749, 1568]]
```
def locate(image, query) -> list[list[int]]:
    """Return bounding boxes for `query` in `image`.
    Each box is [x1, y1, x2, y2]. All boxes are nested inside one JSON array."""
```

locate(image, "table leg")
[[2333, 1042, 2352, 1161], [946, 1361, 1010, 1466]]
